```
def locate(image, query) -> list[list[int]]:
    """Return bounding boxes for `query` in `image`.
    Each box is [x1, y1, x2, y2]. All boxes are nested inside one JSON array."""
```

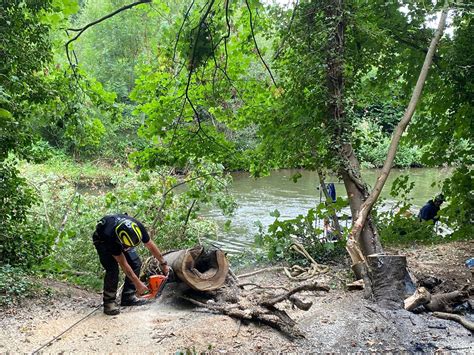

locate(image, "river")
[[201, 168, 450, 254]]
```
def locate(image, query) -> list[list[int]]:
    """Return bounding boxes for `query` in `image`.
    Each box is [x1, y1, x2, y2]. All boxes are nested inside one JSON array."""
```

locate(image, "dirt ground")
[[1, 241, 473, 353]]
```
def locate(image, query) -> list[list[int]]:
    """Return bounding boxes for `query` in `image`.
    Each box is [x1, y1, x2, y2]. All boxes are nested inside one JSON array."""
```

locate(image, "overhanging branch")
[[65, 0, 152, 70]]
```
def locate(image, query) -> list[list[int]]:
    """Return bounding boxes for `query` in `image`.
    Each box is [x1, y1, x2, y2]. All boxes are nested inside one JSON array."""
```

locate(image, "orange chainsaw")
[[141, 274, 168, 300]]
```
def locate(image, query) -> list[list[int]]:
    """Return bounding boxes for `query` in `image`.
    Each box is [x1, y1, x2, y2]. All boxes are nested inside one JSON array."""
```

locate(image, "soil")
[[1, 241, 473, 353]]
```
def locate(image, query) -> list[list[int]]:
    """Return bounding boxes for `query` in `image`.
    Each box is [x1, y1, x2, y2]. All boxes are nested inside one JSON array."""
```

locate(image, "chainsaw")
[[141, 274, 168, 300]]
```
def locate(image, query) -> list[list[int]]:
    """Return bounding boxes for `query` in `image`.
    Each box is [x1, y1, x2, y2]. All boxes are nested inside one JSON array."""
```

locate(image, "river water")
[[201, 168, 450, 254]]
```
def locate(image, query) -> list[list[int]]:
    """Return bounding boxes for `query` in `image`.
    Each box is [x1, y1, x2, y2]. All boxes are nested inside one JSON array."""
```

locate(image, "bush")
[[378, 214, 438, 246], [255, 202, 348, 264], [0, 159, 56, 267], [0, 265, 45, 307]]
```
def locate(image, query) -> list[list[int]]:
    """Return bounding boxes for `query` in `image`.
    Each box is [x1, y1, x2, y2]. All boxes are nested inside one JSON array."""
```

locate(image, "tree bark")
[[142, 246, 230, 291], [323, 0, 382, 270], [363, 254, 415, 309]]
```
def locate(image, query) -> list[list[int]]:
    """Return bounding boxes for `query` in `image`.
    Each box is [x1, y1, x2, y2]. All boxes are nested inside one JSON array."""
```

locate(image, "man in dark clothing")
[[92, 214, 169, 315], [418, 194, 444, 222]]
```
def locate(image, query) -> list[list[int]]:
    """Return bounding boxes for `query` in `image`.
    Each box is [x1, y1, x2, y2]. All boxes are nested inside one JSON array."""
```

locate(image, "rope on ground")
[[283, 243, 330, 281], [237, 266, 285, 279], [31, 303, 102, 354]]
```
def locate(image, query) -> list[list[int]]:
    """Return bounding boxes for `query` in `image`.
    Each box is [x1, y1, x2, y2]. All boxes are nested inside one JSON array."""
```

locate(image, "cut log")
[[404, 287, 431, 311], [347, 279, 364, 291], [425, 290, 469, 313], [163, 246, 229, 291], [362, 254, 416, 309]]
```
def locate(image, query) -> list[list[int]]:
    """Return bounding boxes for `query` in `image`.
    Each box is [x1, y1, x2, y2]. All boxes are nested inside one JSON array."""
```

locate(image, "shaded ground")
[[1, 241, 472, 353]]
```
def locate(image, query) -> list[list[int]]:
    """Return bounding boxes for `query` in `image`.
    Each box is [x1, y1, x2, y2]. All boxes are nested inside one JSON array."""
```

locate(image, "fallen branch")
[[180, 295, 305, 339], [181, 281, 329, 339], [238, 282, 289, 291], [261, 282, 329, 307], [431, 312, 474, 332]]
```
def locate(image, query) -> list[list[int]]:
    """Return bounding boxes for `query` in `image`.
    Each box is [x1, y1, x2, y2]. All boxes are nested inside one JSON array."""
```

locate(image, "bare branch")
[[65, 0, 152, 71], [244, 0, 277, 86], [173, 0, 196, 65], [273, 0, 299, 60]]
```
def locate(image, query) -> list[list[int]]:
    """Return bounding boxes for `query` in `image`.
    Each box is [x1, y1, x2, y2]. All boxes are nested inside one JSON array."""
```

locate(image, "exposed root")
[[431, 312, 474, 332], [180, 280, 329, 339]]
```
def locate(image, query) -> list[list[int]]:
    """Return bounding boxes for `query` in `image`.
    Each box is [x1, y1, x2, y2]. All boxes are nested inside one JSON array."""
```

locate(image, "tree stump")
[[362, 254, 415, 309]]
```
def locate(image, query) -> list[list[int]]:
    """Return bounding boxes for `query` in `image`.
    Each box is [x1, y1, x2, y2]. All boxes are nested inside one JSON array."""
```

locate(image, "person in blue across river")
[[418, 194, 444, 222], [327, 183, 336, 202], [92, 213, 169, 315]]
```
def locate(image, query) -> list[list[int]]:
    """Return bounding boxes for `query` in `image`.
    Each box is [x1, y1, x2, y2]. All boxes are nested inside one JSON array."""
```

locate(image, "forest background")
[[0, 0, 472, 305]]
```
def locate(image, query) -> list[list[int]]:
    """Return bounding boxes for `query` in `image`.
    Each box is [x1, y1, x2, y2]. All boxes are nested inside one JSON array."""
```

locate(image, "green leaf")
[[0, 108, 12, 119], [291, 172, 302, 183], [269, 209, 280, 218]]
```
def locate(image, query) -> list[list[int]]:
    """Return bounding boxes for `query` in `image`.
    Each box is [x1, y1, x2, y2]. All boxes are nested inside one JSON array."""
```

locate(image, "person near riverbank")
[[92, 213, 169, 315], [418, 194, 444, 222]]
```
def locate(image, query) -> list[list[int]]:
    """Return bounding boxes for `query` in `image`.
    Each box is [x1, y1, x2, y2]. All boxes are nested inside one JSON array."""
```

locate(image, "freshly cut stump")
[[363, 254, 415, 309], [164, 246, 229, 291]]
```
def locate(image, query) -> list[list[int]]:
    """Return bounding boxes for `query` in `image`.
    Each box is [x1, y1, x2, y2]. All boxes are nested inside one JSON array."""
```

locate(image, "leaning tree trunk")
[[323, 0, 448, 308], [346, 10, 448, 307]]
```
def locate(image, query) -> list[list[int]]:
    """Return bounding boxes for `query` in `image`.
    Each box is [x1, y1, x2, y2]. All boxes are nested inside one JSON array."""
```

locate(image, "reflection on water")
[[201, 168, 450, 254]]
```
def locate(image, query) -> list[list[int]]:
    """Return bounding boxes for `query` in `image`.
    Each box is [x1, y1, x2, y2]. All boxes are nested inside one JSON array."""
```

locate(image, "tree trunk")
[[322, 0, 382, 273], [164, 245, 229, 291], [363, 254, 415, 309]]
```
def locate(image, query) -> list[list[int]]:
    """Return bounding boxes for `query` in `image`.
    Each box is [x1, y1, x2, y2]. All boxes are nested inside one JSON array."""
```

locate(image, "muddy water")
[[201, 168, 450, 254]]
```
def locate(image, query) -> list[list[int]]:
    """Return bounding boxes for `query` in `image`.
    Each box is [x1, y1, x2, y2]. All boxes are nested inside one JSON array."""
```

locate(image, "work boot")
[[104, 302, 120, 316], [120, 295, 148, 307]]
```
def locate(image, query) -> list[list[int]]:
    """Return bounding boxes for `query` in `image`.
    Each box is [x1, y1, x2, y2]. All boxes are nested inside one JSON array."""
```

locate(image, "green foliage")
[[0, 159, 56, 267], [378, 213, 438, 246], [0, 0, 54, 159], [351, 104, 423, 168], [406, 12, 473, 240], [0, 266, 45, 307], [440, 166, 474, 239], [16, 157, 232, 287], [376, 173, 473, 246], [255, 200, 348, 264]]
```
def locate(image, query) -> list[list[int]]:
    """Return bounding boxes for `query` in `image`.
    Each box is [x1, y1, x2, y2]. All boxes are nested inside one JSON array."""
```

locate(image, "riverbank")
[[2, 241, 472, 353]]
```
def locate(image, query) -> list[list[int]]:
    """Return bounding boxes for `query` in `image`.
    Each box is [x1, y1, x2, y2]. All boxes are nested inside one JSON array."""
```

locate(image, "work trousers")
[[93, 238, 142, 305]]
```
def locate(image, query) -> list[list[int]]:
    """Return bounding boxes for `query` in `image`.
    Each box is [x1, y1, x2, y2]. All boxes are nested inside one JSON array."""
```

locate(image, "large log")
[[163, 246, 229, 291], [425, 290, 469, 313], [362, 254, 415, 309]]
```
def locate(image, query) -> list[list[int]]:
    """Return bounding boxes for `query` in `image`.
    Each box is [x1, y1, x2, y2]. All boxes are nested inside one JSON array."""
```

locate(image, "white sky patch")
[[263, 0, 455, 37], [399, 5, 454, 37]]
